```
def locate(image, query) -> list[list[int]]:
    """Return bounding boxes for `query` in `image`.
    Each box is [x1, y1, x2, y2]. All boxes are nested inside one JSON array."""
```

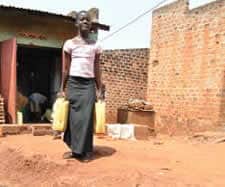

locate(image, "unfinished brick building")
[[148, 0, 225, 134], [100, 49, 149, 123]]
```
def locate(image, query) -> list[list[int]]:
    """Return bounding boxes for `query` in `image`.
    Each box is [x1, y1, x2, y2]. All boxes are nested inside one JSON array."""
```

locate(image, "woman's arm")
[[94, 53, 102, 90], [60, 51, 71, 92], [94, 53, 106, 100]]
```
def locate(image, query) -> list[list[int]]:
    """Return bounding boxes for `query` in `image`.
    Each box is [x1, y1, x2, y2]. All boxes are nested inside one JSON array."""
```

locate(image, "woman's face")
[[78, 12, 91, 33]]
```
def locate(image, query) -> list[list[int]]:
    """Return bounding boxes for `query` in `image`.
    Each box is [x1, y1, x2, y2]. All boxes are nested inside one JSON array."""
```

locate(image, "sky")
[[0, 0, 217, 49]]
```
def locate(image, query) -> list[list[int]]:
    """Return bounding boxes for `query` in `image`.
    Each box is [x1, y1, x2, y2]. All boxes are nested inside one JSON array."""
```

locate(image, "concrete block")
[[107, 124, 156, 140], [0, 124, 53, 136], [0, 126, 4, 137], [134, 124, 156, 140], [0, 125, 31, 135], [31, 124, 53, 136]]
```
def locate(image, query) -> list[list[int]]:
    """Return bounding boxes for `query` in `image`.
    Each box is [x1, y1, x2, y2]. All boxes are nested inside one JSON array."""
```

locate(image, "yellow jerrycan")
[[17, 111, 23, 125], [52, 97, 69, 132], [94, 100, 106, 134]]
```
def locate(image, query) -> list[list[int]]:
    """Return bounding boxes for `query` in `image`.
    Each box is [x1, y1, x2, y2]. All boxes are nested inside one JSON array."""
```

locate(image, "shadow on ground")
[[93, 145, 116, 160]]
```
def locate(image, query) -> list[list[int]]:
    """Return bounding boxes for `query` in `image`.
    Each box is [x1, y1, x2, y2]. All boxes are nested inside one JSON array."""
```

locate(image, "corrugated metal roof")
[[0, 5, 110, 31], [0, 4, 74, 20]]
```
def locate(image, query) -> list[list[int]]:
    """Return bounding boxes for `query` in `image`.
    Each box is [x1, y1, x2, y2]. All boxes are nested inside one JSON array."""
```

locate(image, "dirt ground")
[[0, 132, 225, 187]]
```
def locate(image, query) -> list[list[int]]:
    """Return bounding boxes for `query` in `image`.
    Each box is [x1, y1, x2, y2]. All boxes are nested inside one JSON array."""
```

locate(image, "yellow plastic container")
[[17, 111, 23, 125], [52, 97, 69, 132], [95, 100, 106, 134]]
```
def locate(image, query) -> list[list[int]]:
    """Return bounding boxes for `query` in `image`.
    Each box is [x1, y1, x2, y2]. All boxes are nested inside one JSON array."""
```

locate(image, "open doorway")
[[17, 45, 61, 123]]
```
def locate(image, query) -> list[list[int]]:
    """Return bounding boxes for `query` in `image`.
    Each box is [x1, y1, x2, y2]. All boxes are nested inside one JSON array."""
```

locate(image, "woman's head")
[[77, 11, 91, 35]]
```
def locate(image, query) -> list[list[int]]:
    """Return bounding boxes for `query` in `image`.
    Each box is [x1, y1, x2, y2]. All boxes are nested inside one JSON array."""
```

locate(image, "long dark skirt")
[[63, 76, 96, 154]]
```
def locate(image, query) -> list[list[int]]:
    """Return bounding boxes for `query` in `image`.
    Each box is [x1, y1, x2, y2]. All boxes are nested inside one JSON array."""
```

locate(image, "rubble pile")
[[122, 99, 154, 111]]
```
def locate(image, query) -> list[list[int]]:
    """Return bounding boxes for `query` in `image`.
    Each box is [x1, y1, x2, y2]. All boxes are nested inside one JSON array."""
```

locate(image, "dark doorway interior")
[[17, 45, 61, 123]]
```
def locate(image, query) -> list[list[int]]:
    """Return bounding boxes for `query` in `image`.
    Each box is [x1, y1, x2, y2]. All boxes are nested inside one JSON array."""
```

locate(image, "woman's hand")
[[57, 91, 66, 98], [97, 83, 106, 101]]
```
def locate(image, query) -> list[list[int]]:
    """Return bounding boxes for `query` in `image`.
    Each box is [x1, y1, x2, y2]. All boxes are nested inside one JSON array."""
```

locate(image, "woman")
[[61, 10, 104, 161]]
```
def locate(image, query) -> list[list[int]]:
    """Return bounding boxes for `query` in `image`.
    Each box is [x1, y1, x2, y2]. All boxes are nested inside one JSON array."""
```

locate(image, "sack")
[[94, 100, 106, 134], [51, 97, 69, 132]]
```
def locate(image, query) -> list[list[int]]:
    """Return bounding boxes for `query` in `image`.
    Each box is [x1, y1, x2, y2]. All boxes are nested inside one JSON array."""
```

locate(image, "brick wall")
[[100, 49, 149, 123], [148, 0, 225, 134]]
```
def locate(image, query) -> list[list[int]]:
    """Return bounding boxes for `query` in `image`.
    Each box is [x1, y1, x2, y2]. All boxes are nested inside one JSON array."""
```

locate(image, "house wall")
[[147, 0, 225, 134], [0, 9, 75, 48]]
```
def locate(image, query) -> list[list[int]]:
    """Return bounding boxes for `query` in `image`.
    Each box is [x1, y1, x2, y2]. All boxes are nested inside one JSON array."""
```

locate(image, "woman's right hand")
[[57, 91, 66, 98]]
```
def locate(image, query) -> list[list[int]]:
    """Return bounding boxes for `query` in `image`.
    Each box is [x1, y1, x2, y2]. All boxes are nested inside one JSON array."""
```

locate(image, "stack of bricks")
[[0, 95, 5, 124]]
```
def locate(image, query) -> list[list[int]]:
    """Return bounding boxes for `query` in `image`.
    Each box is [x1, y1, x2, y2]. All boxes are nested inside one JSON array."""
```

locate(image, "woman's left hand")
[[97, 83, 105, 101]]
